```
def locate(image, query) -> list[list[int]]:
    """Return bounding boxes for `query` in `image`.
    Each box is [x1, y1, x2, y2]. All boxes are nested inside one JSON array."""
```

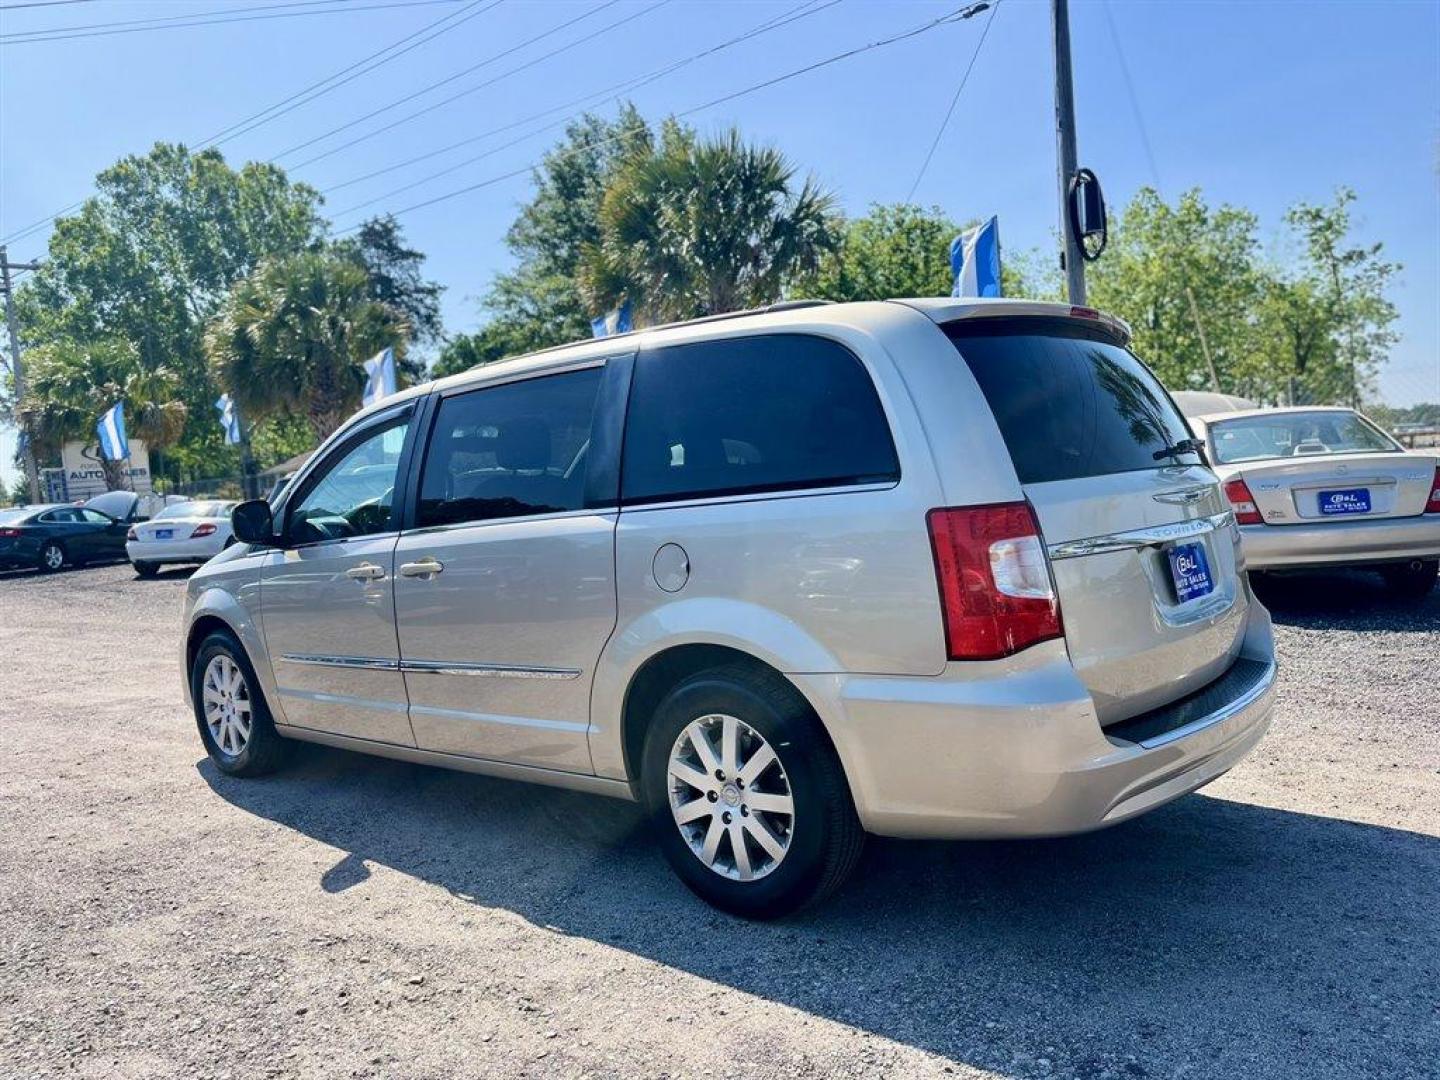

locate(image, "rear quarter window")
[[621, 333, 899, 504], [946, 318, 1200, 484]]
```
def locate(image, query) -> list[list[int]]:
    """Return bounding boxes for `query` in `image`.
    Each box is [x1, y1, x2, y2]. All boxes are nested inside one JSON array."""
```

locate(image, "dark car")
[[0, 504, 131, 572]]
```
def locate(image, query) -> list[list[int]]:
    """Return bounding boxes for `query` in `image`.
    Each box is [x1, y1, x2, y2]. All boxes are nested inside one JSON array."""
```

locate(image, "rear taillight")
[[0, 527, 20, 538], [926, 503, 1063, 661], [190, 522, 217, 538], [1224, 478, 1263, 525], [126, 527, 138, 541], [1426, 465, 1440, 514]]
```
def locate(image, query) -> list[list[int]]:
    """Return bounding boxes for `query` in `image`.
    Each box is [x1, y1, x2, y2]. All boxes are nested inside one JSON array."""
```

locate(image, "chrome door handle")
[[345, 562, 386, 582], [399, 557, 444, 578]]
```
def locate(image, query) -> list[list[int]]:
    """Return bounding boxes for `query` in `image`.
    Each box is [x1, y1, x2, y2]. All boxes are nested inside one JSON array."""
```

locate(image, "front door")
[[393, 364, 618, 773], [78, 508, 129, 560], [259, 407, 417, 746]]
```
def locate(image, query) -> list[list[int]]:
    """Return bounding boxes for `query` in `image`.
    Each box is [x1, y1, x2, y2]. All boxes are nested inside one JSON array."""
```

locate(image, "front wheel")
[[1379, 559, 1438, 602], [190, 631, 290, 777], [640, 665, 864, 919]]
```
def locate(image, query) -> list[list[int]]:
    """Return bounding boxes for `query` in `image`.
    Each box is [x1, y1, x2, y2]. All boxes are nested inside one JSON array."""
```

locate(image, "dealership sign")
[[57, 440, 152, 499]]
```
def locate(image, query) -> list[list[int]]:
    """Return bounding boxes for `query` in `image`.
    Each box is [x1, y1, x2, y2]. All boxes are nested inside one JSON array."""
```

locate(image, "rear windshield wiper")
[[1153, 437, 1207, 462]]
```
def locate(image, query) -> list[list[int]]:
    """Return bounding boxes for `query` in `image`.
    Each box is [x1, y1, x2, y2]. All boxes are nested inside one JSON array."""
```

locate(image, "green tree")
[[1086, 188, 1265, 395], [799, 203, 1036, 302], [13, 143, 325, 476], [205, 252, 410, 443], [332, 214, 445, 358], [579, 126, 839, 323], [17, 338, 187, 491], [1271, 188, 1400, 405], [473, 106, 656, 355]]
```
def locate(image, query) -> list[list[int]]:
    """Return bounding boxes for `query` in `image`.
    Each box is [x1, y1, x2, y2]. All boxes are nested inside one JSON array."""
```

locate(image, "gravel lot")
[[1, 561, 1436, 1079]]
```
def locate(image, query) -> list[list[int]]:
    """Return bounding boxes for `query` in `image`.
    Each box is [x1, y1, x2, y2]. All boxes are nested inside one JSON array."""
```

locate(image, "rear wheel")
[[640, 665, 863, 919], [37, 541, 65, 573], [190, 631, 290, 777], [1379, 559, 1438, 602], [133, 561, 160, 578]]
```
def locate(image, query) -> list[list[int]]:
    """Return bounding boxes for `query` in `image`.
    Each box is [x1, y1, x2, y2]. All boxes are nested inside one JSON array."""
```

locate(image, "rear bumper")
[[1240, 515, 1440, 570], [127, 539, 224, 564], [793, 602, 1276, 840]]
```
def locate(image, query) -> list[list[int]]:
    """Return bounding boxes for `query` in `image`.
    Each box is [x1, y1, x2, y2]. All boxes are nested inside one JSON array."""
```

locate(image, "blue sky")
[[2, 0, 1437, 488]]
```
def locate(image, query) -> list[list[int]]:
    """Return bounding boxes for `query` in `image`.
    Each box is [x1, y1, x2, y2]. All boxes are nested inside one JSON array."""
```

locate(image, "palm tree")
[[205, 251, 410, 444], [18, 338, 187, 492], [579, 127, 840, 324]]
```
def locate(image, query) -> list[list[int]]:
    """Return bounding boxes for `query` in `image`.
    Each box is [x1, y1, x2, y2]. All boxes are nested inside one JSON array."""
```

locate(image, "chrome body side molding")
[[279, 654, 580, 680]]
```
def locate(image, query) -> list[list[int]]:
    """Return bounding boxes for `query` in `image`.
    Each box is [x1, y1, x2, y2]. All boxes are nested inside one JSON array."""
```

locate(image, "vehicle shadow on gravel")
[[1254, 568, 1439, 631], [202, 751, 1437, 1078]]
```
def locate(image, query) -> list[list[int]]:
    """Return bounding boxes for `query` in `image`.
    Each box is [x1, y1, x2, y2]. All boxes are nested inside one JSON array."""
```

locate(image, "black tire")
[[133, 561, 160, 578], [36, 541, 65, 573], [639, 664, 864, 919], [1379, 559, 1438, 602], [190, 630, 291, 777]]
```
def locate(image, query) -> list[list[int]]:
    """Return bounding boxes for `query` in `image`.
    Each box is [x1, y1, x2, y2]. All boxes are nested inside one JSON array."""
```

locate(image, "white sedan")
[[126, 500, 238, 578]]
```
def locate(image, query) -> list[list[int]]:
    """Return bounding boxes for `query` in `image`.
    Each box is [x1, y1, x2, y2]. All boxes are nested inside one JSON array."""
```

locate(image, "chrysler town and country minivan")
[[183, 298, 1276, 917]]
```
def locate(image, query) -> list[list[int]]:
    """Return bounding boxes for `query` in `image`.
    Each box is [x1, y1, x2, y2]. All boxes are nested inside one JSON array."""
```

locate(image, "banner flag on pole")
[[215, 394, 243, 445], [96, 402, 129, 462], [362, 347, 397, 408], [590, 300, 633, 339], [950, 216, 1002, 298]]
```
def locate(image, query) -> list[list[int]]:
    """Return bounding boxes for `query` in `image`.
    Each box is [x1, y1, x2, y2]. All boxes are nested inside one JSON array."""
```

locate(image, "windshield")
[[946, 317, 1201, 484], [155, 501, 232, 520], [1208, 411, 1399, 465]]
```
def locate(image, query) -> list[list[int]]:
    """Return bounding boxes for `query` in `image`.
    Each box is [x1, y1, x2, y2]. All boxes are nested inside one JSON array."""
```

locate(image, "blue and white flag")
[[362, 346, 397, 408], [590, 300, 633, 339], [96, 402, 129, 462], [215, 393, 242, 445], [950, 216, 1002, 298]]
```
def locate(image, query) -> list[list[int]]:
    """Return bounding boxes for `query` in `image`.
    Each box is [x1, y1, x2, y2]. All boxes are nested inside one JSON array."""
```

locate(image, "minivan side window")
[[416, 367, 604, 528], [287, 415, 410, 545], [621, 334, 899, 505]]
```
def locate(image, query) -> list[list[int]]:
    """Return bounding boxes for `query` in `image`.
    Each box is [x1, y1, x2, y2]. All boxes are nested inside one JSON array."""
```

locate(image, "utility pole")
[[1, 245, 43, 503], [1052, 0, 1086, 305]]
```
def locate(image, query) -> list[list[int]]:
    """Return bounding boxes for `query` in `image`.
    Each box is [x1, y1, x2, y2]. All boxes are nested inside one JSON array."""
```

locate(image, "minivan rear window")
[[622, 334, 899, 505], [946, 318, 1200, 484]]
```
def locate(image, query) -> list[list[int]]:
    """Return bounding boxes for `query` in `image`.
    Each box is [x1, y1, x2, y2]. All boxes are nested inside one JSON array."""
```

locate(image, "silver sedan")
[[1186, 406, 1440, 599]]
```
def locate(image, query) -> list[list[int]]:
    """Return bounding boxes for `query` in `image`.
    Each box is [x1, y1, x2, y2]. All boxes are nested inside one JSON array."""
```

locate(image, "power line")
[[904, 0, 999, 203], [1, 0, 467, 45], [0, 0, 99, 10], [199, 0, 498, 149], [276, 0, 649, 166], [2, 0, 352, 38], [327, 0, 837, 215], [1102, 0, 1161, 190], [337, 2, 991, 232], [321, 0, 835, 198], [0, 0, 493, 244]]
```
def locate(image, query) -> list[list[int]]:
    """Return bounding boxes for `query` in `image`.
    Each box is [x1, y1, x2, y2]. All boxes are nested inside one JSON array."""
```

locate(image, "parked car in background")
[[84, 489, 184, 526], [126, 500, 239, 578], [1185, 406, 1440, 599], [0, 503, 130, 572], [181, 298, 1277, 917]]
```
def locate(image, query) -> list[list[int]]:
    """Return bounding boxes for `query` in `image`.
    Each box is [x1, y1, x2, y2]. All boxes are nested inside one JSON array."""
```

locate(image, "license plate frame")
[[154, 528, 173, 540], [1318, 487, 1371, 516], [1166, 541, 1214, 604]]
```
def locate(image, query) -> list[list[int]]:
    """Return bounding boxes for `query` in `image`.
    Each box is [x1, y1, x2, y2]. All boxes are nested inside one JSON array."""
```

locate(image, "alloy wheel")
[[667, 713, 794, 881], [202, 654, 253, 756], [42, 545, 63, 571]]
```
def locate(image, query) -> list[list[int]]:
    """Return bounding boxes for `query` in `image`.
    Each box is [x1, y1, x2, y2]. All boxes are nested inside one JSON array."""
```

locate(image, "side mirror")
[[231, 499, 277, 546]]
